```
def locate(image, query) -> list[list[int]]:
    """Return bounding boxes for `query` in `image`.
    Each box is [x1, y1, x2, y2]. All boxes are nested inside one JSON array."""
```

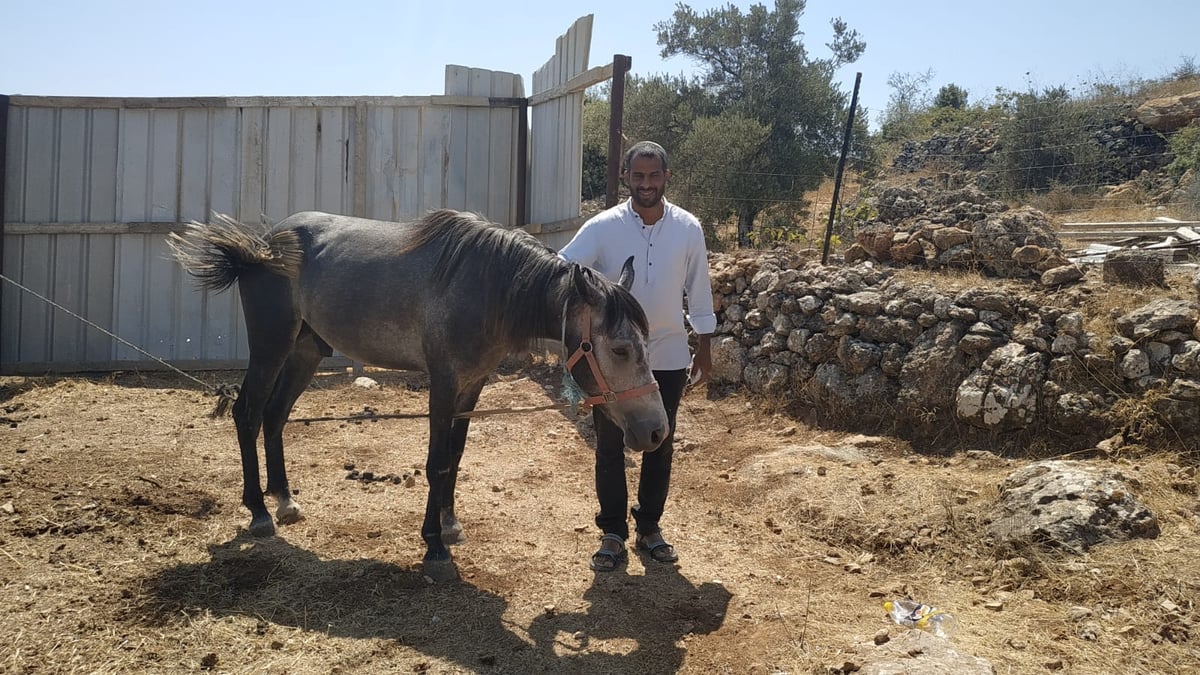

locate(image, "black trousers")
[[593, 369, 688, 540]]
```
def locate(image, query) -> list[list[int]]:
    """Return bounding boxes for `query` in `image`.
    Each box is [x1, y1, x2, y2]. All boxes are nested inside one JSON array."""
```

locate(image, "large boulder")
[[1103, 249, 1166, 287], [957, 343, 1045, 430], [1135, 90, 1200, 131], [1114, 299, 1198, 341], [988, 460, 1160, 553]]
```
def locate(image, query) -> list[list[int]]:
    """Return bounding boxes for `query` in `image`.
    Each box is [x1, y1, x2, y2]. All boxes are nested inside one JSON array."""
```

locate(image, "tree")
[[879, 69, 933, 141], [934, 83, 968, 109], [654, 0, 864, 246]]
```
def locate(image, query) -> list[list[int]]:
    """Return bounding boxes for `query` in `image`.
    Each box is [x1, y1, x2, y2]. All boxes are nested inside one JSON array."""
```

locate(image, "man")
[[560, 141, 716, 571]]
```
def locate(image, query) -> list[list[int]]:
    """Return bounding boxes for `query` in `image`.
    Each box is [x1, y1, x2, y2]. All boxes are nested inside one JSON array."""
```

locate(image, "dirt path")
[[1, 366, 1197, 673]]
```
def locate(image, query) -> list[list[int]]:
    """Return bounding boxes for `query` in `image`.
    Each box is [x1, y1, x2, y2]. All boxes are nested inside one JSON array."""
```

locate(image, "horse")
[[169, 209, 669, 580]]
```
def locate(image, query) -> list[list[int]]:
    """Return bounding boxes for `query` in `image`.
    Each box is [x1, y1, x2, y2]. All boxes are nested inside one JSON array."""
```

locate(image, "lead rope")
[[0, 272, 238, 417], [559, 295, 589, 416]]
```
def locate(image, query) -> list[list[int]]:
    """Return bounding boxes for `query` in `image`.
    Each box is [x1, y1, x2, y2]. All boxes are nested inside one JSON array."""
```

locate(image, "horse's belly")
[[303, 310, 427, 371]]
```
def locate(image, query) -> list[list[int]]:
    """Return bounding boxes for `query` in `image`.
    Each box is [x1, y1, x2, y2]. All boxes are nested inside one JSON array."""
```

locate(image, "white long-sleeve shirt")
[[560, 198, 716, 371]]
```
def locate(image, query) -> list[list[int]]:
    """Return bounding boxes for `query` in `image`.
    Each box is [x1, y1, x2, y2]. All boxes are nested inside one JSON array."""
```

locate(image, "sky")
[[4, 0, 1198, 130]]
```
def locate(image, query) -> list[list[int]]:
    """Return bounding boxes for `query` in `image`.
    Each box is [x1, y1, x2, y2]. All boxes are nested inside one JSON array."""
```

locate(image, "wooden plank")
[[316, 107, 347, 213], [19, 234, 52, 363], [149, 109, 179, 222], [291, 107, 318, 213], [22, 108, 57, 222], [118, 109, 151, 221], [1061, 220, 1200, 227], [56, 109, 88, 222], [396, 106, 422, 221], [82, 234, 116, 362], [146, 235, 178, 358], [0, 235, 20, 363], [527, 63, 612, 106], [179, 109, 210, 221], [209, 109, 239, 217], [87, 109, 119, 222], [444, 66, 470, 211], [10, 94, 495, 110], [238, 107, 266, 223], [1175, 227, 1200, 242], [464, 68, 491, 215], [488, 72, 517, 224], [112, 234, 147, 362], [420, 105, 451, 212], [366, 106, 396, 220], [265, 107, 292, 220], [4, 105, 26, 223], [6, 222, 192, 234], [50, 234, 85, 361], [352, 101, 367, 217]]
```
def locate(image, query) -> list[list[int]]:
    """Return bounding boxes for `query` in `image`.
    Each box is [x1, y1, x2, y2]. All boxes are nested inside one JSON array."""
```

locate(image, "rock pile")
[[707, 254, 1200, 451], [844, 183, 1071, 281]]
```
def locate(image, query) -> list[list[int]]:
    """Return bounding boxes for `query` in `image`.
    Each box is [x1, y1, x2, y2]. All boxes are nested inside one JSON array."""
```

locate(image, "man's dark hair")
[[622, 141, 669, 174]]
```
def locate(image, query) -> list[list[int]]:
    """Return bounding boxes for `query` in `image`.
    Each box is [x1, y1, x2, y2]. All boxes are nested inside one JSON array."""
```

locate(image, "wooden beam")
[[5, 222, 194, 235], [528, 63, 614, 106], [8, 94, 503, 110]]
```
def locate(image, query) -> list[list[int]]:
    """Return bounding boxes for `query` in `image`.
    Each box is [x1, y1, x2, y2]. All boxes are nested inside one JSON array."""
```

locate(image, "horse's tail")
[[168, 214, 303, 291]]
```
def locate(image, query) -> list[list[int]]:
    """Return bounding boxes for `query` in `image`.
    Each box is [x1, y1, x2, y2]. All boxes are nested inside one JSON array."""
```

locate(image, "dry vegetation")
[[2, 350, 1199, 673]]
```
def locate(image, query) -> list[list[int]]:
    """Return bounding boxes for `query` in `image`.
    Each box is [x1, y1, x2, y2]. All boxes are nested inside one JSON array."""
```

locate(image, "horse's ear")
[[571, 263, 592, 302], [617, 256, 635, 290]]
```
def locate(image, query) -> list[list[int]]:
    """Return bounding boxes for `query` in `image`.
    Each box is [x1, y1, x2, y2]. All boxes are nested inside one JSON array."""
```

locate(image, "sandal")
[[636, 532, 678, 563], [589, 533, 627, 572]]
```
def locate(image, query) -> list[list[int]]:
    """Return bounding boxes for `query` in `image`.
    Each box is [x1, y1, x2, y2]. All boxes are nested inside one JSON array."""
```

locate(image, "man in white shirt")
[[560, 141, 716, 571]]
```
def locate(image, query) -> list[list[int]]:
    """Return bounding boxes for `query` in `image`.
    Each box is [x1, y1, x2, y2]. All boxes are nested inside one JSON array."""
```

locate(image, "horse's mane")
[[402, 210, 648, 346]]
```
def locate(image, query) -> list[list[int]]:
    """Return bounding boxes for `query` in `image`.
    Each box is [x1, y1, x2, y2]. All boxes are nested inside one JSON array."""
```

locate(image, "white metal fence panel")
[[529, 15, 592, 229], [1, 89, 521, 373], [1, 15, 601, 373]]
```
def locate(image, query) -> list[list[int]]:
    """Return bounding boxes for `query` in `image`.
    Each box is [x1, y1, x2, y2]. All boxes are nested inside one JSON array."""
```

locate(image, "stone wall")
[[707, 252, 1200, 453]]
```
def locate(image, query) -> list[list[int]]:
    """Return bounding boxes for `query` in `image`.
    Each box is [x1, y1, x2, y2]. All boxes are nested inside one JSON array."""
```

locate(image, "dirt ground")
[[1, 358, 1198, 674]]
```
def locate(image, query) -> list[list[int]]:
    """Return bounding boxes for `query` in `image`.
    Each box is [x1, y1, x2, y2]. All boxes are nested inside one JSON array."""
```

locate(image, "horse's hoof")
[[422, 558, 458, 582], [248, 516, 276, 537], [276, 501, 303, 525], [440, 522, 466, 546]]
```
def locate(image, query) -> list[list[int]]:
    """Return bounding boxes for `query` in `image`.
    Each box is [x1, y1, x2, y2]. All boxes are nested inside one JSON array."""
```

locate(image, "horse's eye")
[[611, 346, 630, 358]]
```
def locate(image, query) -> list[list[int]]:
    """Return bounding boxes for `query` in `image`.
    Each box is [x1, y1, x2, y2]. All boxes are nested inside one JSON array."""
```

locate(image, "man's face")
[[624, 155, 669, 209]]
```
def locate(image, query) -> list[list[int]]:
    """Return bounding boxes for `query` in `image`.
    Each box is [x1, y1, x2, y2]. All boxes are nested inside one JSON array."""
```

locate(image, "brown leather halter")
[[563, 303, 659, 407]]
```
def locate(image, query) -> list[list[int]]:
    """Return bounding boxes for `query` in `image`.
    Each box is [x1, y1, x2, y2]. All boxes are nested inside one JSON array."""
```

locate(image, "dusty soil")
[[1, 359, 1198, 674]]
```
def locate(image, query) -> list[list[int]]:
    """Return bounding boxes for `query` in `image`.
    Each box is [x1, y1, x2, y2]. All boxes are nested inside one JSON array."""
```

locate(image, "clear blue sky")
[[4, 1, 1197, 129]]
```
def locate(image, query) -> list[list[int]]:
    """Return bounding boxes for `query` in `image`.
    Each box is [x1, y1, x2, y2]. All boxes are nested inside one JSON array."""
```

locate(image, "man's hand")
[[689, 334, 712, 388]]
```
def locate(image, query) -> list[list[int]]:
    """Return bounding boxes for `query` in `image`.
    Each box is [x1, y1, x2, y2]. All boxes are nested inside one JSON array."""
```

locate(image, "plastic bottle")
[[883, 599, 958, 638]]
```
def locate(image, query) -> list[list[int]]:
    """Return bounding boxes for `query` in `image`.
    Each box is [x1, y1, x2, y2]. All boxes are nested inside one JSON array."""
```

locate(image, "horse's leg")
[[235, 271, 302, 537], [421, 369, 460, 581], [261, 325, 325, 528], [439, 380, 485, 546]]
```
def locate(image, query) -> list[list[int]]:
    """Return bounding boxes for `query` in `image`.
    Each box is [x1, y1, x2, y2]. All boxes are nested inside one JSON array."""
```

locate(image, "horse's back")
[[273, 212, 438, 370]]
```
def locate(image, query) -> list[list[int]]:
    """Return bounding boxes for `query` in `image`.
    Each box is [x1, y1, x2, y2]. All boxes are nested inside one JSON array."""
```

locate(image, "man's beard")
[[632, 187, 663, 209]]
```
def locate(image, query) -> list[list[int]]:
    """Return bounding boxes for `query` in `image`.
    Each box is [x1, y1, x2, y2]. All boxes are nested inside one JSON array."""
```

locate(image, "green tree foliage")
[[654, 0, 864, 246], [1167, 123, 1200, 178], [990, 86, 1114, 195], [879, 69, 933, 142], [934, 83, 968, 109]]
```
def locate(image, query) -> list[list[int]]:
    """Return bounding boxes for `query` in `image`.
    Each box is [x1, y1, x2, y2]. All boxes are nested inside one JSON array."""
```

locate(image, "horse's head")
[[564, 257, 670, 452]]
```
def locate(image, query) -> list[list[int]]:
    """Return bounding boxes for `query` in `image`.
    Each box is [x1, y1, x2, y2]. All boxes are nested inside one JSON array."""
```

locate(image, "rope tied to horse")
[[0, 273, 239, 417]]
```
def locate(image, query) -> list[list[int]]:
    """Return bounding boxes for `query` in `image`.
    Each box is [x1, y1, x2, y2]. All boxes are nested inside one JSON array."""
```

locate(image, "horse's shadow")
[[135, 533, 731, 672], [135, 533, 528, 669]]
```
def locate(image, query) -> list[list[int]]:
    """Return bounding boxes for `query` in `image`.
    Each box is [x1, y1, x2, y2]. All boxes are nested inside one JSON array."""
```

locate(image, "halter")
[[560, 298, 659, 410]]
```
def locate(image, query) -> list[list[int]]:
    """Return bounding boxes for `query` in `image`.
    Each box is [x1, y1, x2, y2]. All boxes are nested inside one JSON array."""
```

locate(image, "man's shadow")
[[133, 532, 532, 670], [527, 559, 732, 672]]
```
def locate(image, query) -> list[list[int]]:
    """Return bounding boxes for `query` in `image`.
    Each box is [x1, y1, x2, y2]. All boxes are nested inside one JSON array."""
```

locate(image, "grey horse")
[[169, 210, 669, 580]]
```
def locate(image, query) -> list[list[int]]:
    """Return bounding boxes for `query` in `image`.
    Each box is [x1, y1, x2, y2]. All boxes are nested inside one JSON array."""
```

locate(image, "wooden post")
[[606, 55, 632, 209], [822, 73, 862, 265]]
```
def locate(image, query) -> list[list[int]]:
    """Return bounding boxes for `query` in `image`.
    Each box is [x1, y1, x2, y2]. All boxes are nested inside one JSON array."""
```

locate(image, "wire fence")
[[650, 107, 1198, 249]]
